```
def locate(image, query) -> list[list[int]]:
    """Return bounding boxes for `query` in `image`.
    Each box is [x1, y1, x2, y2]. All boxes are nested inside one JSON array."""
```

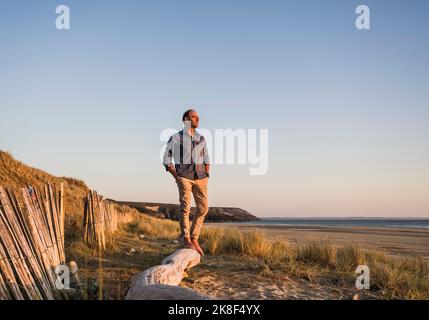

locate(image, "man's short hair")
[[182, 109, 196, 121]]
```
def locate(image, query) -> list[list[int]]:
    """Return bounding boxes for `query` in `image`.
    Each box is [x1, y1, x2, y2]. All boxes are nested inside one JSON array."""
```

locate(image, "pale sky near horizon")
[[1, 1, 428, 217]]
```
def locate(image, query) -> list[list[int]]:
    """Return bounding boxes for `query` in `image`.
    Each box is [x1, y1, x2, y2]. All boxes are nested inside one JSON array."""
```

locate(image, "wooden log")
[[161, 249, 201, 269], [125, 248, 204, 300], [125, 284, 209, 300]]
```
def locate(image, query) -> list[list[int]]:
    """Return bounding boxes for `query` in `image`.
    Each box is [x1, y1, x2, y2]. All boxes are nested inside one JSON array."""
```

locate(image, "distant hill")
[[113, 201, 260, 223]]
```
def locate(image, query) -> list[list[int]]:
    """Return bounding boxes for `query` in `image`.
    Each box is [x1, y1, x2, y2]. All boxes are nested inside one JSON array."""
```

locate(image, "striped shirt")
[[163, 129, 210, 180]]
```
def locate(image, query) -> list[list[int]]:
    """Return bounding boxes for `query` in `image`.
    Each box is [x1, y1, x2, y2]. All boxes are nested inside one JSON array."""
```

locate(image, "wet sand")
[[208, 223, 429, 258]]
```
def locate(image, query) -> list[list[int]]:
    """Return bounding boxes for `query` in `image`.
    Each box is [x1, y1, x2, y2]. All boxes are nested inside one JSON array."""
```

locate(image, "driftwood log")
[[125, 248, 209, 300]]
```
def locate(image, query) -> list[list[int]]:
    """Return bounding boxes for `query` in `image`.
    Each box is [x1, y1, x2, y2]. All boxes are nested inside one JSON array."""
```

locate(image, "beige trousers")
[[176, 176, 209, 241]]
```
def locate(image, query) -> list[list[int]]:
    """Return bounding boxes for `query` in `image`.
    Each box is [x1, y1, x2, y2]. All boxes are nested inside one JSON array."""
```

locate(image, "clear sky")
[[1, 0, 428, 217]]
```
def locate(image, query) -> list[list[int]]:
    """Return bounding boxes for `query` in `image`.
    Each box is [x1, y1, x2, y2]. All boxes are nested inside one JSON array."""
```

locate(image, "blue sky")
[[1, 0, 428, 217]]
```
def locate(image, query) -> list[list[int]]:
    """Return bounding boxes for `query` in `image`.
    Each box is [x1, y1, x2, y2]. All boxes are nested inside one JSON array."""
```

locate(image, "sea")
[[240, 218, 429, 229]]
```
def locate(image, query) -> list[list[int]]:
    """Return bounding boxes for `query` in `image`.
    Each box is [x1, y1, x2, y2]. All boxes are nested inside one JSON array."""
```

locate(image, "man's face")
[[186, 111, 200, 129]]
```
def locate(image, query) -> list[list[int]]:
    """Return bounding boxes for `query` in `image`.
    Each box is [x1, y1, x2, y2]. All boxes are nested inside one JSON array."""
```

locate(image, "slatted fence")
[[83, 191, 131, 251], [0, 184, 65, 300]]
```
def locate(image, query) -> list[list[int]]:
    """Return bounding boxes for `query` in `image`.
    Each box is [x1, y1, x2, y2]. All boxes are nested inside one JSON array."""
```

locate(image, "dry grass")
[[365, 252, 429, 299], [0, 151, 89, 216], [337, 244, 366, 272], [65, 228, 182, 300], [200, 226, 429, 299], [0, 150, 89, 247], [297, 241, 337, 268], [125, 212, 180, 240], [200, 228, 272, 258]]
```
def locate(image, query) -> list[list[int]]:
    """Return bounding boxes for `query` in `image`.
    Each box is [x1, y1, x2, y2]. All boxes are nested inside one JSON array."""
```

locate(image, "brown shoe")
[[191, 238, 204, 256], [183, 237, 195, 250]]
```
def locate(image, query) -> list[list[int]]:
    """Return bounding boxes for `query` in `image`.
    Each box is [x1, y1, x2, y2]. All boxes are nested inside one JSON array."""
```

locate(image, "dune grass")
[[0, 151, 89, 216], [65, 211, 428, 300], [125, 212, 180, 240], [297, 241, 337, 268], [199, 226, 429, 299]]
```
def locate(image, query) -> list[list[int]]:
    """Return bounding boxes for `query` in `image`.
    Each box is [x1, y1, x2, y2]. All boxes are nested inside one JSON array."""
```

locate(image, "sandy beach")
[[177, 223, 429, 299], [208, 223, 429, 258]]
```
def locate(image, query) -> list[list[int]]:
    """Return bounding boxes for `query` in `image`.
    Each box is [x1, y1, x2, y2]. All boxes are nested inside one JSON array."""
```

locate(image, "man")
[[163, 109, 210, 256]]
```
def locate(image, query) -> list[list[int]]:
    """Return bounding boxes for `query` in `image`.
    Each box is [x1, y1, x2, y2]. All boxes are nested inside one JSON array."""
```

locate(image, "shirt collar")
[[182, 129, 200, 140]]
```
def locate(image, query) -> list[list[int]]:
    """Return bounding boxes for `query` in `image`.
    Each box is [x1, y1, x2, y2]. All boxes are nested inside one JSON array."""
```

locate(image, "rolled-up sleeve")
[[202, 137, 210, 164], [163, 136, 173, 171]]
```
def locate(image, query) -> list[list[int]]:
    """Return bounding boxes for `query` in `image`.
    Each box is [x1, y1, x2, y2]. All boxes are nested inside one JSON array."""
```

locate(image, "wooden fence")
[[83, 191, 131, 251], [0, 184, 65, 300]]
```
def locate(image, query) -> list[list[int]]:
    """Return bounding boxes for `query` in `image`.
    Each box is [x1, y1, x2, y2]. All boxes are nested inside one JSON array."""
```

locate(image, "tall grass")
[[297, 241, 337, 268], [200, 228, 273, 258], [337, 244, 366, 271], [125, 214, 180, 240], [201, 227, 223, 254], [365, 252, 429, 299], [200, 226, 429, 299]]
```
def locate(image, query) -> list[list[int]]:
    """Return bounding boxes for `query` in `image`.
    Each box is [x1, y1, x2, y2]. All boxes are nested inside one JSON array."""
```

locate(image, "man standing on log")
[[163, 109, 210, 256]]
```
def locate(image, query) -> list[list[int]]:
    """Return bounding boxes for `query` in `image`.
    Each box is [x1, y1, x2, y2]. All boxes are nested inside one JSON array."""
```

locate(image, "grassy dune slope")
[[0, 151, 90, 242], [0, 151, 89, 215]]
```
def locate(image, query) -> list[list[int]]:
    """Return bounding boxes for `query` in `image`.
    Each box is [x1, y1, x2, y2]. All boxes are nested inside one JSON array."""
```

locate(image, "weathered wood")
[[49, 185, 64, 264], [68, 260, 81, 290], [96, 194, 106, 251], [83, 191, 123, 252], [0, 188, 38, 299], [161, 249, 201, 269], [0, 271, 11, 300], [23, 189, 58, 292], [2, 189, 47, 299], [126, 284, 209, 300], [0, 222, 24, 299], [0, 184, 66, 300], [125, 248, 207, 300], [59, 183, 64, 242]]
